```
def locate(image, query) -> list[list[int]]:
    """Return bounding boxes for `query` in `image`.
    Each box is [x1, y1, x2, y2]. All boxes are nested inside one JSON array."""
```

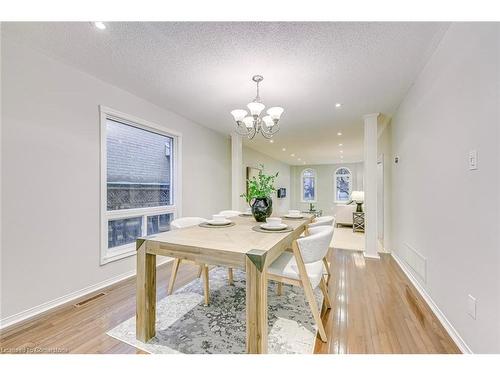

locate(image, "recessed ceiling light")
[[269, 139, 274, 143], [303, 161, 306, 165], [337, 132, 342, 136], [298, 158, 301, 161], [282, 148, 286, 151], [338, 143, 343, 146], [340, 150, 344, 153], [93, 22, 106, 30], [340, 156, 344, 159], [335, 103, 342, 108], [290, 153, 295, 157]]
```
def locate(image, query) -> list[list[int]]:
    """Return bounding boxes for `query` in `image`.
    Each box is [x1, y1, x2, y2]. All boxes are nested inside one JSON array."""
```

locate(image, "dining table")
[[135, 213, 313, 354]]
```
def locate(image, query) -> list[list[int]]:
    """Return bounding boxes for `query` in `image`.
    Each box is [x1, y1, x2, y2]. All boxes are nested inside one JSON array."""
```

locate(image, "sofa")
[[335, 203, 362, 226]]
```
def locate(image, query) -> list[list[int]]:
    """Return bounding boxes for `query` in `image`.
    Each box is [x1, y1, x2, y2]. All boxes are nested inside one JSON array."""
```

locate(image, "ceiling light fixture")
[[335, 103, 342, 108], [338, 143, 343, 146], [337, 132, 342, 136], [269, 139, 274, 143], [230, 75, 284, 140], [93, 22, 106, 30], [290, 153, 295, 157], [340, 150, 344, 153], [282, 148, 286, 151]]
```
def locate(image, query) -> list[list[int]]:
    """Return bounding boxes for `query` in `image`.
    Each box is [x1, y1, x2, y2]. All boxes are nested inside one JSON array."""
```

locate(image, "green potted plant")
[[241, 164, 278, 222]]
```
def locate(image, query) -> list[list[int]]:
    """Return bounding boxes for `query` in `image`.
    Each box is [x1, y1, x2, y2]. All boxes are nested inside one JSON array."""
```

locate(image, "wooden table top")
[[141, 214, 312, 267]]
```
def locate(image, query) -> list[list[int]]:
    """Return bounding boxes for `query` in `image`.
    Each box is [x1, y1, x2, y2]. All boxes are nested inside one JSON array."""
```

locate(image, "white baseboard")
[[0, 257, 173, 330], [363, 252, 381, 259], [391, 252, 472, 354]]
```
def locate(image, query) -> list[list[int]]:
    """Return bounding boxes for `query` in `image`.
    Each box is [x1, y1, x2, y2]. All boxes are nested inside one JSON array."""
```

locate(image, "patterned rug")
[[107, 267, 323, 354]]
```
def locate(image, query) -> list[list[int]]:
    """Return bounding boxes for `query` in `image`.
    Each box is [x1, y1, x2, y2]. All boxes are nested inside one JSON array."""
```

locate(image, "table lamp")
[[350, 191, 365, 212]]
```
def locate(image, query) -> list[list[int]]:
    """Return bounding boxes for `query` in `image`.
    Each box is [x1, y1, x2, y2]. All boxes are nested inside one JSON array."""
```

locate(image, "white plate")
[[260, 223, 288, 231], [284, 214, 304, 219], [206, 219, 232, 226]]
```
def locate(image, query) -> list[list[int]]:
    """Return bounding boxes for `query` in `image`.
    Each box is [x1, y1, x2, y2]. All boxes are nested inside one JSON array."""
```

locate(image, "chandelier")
[[230, 75, 284, 139]]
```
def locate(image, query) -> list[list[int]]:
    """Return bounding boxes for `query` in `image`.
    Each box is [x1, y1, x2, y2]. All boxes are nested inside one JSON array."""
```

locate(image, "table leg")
[[245, 250, 268, 354], [136, 239, 156, 342]]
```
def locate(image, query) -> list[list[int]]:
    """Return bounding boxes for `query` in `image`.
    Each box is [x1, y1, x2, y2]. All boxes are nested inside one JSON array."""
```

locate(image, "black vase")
[[251, 197, 273, 222]]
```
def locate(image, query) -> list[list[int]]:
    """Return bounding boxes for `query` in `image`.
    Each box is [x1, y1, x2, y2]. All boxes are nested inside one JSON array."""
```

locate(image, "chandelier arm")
[[260, 121, 280, 136], [235, 122, 252, 136], [247, 126, 257, 140]]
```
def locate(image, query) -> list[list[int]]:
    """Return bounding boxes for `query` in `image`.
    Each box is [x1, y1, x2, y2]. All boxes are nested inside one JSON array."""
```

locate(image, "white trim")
[[99, 105, 182, 265], [0, 258, 173, 330], [363, 252, 381, 259], [391, 252, 473, 354]]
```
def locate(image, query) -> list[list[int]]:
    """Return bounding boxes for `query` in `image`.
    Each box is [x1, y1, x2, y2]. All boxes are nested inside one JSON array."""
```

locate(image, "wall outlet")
[[469, 150, 478, 170], [467, 294, 477, 319]]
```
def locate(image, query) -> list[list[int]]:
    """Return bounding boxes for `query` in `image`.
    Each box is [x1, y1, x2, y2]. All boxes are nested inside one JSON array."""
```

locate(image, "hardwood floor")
[[0, 250, 460, 354]]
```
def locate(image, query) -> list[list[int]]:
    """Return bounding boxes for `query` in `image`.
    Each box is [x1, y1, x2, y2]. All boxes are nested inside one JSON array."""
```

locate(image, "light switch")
[[467, 294, 476, 319], [469, 150, 478, 170]]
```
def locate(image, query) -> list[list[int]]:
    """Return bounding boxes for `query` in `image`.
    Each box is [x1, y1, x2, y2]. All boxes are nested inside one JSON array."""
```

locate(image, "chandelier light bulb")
[[247, 102, 265, 116], [267, 107, 284, 120], [242, 116, 254, 128], [231, 109, 247, 122], [262, 115, 274, 127]]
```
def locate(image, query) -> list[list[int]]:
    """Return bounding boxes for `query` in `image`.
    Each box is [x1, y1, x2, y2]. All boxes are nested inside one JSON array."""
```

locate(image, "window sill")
[[101, 244, 136, 265]]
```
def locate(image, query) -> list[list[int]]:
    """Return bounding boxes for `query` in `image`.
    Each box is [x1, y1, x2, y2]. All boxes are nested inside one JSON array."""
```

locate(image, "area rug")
[[107, 267, 323, 354]]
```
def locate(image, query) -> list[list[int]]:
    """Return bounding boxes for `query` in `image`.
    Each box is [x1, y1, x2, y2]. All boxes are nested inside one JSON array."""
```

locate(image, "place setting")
[[252, 217, 293, 233], [239, 207, 253, 217], [199, 214, 236, 228], [282, 209, 305, 220]]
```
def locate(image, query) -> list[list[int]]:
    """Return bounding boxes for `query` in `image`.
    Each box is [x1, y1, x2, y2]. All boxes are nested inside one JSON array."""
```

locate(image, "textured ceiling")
[[3, 22, 448, 165]]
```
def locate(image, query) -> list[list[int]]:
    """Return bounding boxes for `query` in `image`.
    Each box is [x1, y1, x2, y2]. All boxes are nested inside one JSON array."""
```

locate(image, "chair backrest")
[[296, 226, 334, 264], [170, 217, 207, 229], [219, 210, 241, 218], [308, 215, 335, 228]]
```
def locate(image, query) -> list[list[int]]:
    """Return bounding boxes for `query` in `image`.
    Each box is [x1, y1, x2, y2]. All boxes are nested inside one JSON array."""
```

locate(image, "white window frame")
[[99, 106, 182, 265], [301, 168, 317, 203], [334, 167, 352, 203]]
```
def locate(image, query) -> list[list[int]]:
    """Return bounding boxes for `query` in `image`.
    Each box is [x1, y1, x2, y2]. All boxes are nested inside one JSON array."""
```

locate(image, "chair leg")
[[319, 278, 332, 309], [197, 265, 203, 278], [292, 243, 328, 343], [167, 258, 181, 295], [228, 268, 234, 285], [276, 281, 283, 296], [201, 264, 210, 306], [322, 257, 331, 285]]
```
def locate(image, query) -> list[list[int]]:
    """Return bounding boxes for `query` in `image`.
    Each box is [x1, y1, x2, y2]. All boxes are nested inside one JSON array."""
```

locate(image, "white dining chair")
[[168, 217, 234, 305], [308, 215, 336, 228], [218, 210, 242, 218], [267, 225, 334, 342]]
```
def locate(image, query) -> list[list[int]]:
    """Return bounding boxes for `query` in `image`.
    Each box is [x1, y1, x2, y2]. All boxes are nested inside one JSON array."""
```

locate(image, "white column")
[[231, 133, 243, 210], [363, 113, 380, 259]]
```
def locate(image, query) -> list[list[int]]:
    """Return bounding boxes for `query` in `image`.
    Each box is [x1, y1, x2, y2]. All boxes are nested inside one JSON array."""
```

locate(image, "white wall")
[[0, 37, 231, 320], [377, 122, 392, 252], [290, 162, 364, 216], [390, 23, 500, 353], [242, 146, 291, 214]]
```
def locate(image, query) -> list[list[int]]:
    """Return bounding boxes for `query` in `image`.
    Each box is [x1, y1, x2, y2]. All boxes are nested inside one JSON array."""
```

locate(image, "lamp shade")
[[247, 102, 265, 116], [267, 107, 284, 120], [351, 191, 364, 202], [242, 116, 254, 128], [262, 115, 274, 127], [230, 109, 247, 122]]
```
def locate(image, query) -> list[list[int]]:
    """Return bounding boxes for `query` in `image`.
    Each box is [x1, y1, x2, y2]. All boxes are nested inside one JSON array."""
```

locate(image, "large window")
[[334, 167, 352, 202], [301, 168, 316, 202], [100, 107, 181, 264]]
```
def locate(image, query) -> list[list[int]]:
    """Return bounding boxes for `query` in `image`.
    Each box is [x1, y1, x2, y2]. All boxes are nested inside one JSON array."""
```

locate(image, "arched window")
[[334, 167, 352, 202], [301, 168, 316, 202]]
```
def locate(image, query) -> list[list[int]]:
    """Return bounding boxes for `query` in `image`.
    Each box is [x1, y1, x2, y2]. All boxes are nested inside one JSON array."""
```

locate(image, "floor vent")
[[74, 292, 107, 307]]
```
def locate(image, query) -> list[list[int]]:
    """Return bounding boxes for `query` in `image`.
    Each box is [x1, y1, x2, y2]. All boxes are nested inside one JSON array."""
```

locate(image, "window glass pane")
[[147, 213, 173, 235], [303, 176, 315, 201], [106, 119, 173, 210], [108, 217, 143, 248], [336, 176, 350, 201]]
